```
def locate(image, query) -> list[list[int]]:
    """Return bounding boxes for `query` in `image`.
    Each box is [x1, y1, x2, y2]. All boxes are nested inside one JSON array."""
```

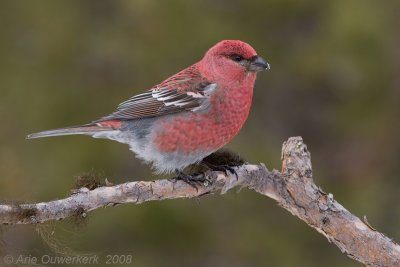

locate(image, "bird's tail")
[[26, 124, 114, 139]]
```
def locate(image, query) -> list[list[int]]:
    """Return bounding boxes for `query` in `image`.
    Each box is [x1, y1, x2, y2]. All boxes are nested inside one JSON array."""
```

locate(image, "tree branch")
[[1, 137, 399, 266]]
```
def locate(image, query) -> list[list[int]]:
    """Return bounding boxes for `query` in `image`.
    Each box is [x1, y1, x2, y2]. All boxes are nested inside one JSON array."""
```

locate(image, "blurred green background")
[[1, 0, 399, 266]]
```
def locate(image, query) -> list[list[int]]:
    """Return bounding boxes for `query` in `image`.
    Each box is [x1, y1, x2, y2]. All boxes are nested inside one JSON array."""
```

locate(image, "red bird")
[[27, 40, 269, 177]]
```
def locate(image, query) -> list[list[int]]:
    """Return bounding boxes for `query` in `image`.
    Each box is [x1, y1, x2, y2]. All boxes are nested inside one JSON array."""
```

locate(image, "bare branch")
[[1, 137, 399, 266]]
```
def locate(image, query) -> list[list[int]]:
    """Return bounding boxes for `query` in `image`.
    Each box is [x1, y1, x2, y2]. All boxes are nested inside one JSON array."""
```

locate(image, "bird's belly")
[[133, 114, 241, 173], [151, 103, 250, 161], [123, 91, 252, 173], [154, 116, 239, 152]]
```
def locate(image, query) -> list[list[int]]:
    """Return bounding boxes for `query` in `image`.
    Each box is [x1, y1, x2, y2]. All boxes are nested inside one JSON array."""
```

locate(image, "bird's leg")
[[174, 169, 208, 189], [201, 149, 245, 180], [202, 162, 238, 180]]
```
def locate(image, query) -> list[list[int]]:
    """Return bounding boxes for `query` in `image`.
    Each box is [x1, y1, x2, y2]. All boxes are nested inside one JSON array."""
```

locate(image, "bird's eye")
[[231, 54, 243, 62]]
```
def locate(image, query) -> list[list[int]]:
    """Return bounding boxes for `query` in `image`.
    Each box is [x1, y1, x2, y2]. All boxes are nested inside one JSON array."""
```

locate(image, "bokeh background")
[[1, 0, 399, 266]]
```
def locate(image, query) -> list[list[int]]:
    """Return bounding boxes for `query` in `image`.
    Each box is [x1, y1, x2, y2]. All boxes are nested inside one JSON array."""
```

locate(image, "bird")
[[27, 40, 269, 180]]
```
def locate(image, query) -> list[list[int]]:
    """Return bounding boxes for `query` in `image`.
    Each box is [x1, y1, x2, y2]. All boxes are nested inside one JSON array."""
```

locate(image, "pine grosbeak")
[[27, 40, 269, 175]]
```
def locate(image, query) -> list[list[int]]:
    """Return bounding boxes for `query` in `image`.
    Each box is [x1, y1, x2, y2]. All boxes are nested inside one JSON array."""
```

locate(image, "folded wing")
[[96, 64, 216, 122]]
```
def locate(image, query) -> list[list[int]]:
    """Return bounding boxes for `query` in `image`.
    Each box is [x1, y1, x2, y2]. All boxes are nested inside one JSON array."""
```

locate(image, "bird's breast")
[[153, 81, 254, 154]]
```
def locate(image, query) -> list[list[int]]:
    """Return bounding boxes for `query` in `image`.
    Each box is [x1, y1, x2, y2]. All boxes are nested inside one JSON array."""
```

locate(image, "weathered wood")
[[1, 137, 399, 266]]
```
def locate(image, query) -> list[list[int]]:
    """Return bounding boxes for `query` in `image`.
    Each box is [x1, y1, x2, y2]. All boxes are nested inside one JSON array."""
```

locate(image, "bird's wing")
[[96, 64, 216, 122]]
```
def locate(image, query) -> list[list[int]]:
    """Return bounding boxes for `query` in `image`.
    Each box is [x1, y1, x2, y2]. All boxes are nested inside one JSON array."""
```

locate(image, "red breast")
[[153, 75, 256, 154]]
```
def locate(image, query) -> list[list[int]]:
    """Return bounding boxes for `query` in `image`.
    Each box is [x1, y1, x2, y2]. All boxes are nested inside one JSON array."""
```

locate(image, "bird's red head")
[[199, 40, 269, 83]]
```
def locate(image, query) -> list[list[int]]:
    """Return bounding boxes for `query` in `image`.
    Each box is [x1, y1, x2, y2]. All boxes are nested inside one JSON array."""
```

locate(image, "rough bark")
[[0, 137, 399, 266]]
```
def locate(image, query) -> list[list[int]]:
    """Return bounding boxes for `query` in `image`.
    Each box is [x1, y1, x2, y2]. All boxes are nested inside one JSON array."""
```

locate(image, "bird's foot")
[[175, 170, 210, 190], [201, 149, 245, 180], [202, 162, 239, 180]]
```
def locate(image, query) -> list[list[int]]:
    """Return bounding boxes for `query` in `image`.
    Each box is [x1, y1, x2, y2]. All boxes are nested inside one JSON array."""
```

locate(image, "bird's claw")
[[175, 170, 210, 190], [203, 163, 239, 180]]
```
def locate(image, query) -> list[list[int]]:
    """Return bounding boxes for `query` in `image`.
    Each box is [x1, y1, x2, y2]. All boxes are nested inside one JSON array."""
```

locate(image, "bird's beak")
[[248, 55, 270, 72]]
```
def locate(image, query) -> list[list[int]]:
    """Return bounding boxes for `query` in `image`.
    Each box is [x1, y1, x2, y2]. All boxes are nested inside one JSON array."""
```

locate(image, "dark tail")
[[26, 124, 113, 139]]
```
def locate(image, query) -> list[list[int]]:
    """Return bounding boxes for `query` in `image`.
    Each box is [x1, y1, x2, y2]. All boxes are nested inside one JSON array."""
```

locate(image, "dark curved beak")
[[248, 55, 270, 72]]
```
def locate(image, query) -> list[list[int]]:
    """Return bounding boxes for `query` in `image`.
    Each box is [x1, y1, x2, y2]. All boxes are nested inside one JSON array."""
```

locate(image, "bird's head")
[[199, 40, 269, 82]]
